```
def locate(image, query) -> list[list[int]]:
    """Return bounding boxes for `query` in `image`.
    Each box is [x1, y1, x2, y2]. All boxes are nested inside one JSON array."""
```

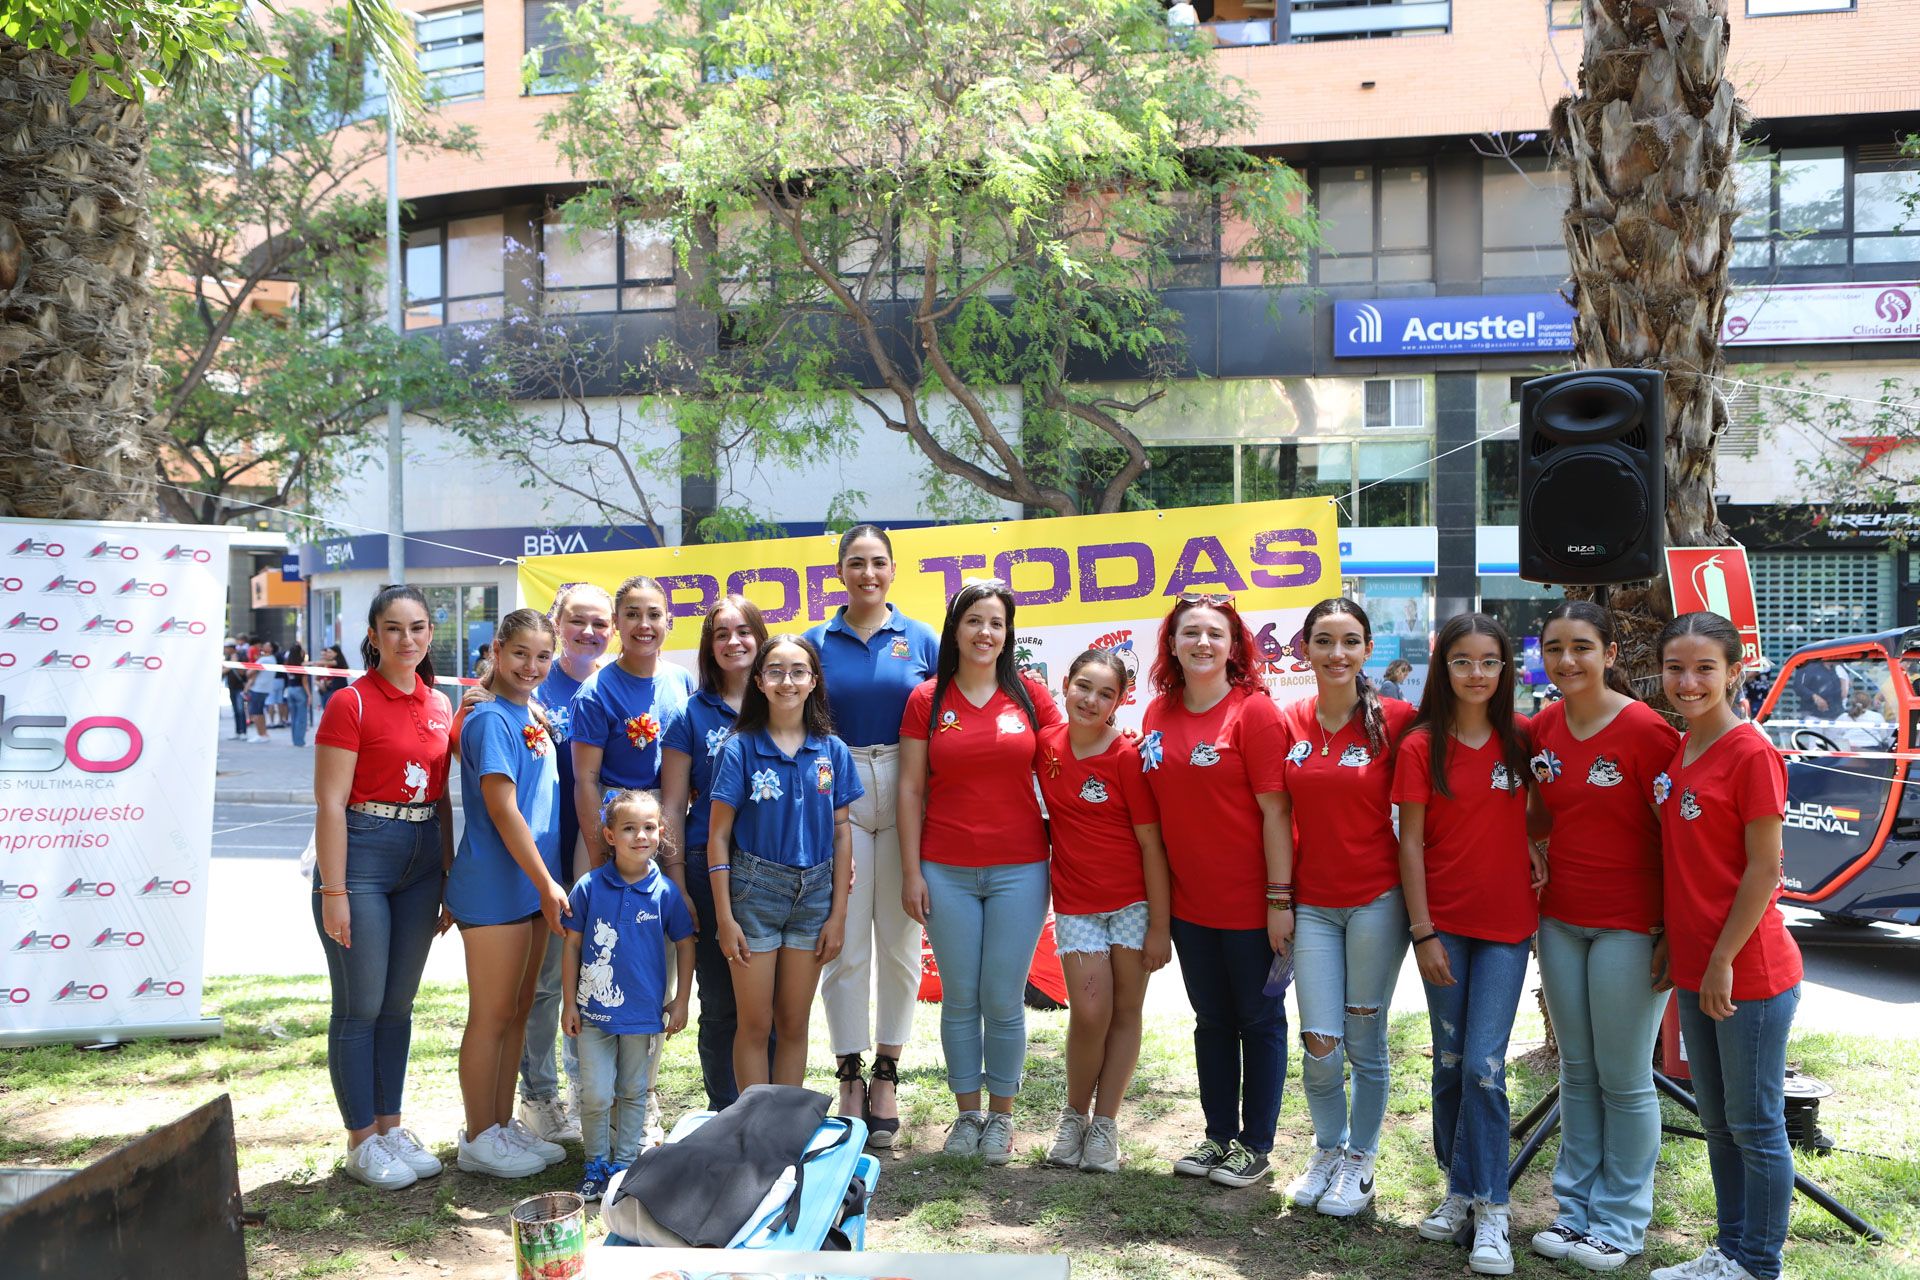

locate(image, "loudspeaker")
[[1518, 369, 1665, 585]]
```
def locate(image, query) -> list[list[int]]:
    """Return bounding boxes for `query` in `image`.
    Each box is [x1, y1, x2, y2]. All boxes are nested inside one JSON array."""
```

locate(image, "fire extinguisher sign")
[[1666, 546, 1764, 670]]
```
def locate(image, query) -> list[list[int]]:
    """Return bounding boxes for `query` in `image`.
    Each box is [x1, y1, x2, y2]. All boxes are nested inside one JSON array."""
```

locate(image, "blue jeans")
[[920, 860, 1050, 1097], [519, 931, 578, 1103], [729, 849, 834, 953], [1170, 917, 1289, 1154], [1294, 888, 1408, 1156], [685, 850, 744, 1111], [1538, 917, 1668, 1253], [228, 686, 247, 736], [311, 812, 444, 1131], [287, 684, 310, 747], [576, 1025, 660, 1166], [1678, 983, 1801, 1280], [1423, 931, 1532, 1203]]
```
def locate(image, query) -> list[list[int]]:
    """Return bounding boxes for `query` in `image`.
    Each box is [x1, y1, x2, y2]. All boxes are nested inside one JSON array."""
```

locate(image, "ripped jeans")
[[1294, 889, 1409, 1157], [1422, 931, 1533, 1204]]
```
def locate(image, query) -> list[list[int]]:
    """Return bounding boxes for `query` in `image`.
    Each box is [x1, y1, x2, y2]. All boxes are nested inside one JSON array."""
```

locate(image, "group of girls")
[[309, 544, 1800, 1280]]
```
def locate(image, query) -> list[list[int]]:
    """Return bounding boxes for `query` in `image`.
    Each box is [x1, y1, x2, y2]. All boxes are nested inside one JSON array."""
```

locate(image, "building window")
[[1245, 442, 1352, 506], [1853, 149, 1920, 264], [1746, 0, 1853, 15], [404, 227, 444, 329], [425, 584, 500, 680], [525, 0, 583, 95], [400, 215, 509, 328], [1364, 378, 1425, 430], [1547, 0, 1582, 27], [1357, 440, 1430, 526], [1481, 437, 1521, 524], [1157, 193, 1221, 290], [417, 4, 486, 103], [1289, 1, 1451, 42], [1482, 156, 1571, 279], [1316, 164, 1431, 284], [542, 213, 677, 313], [1733, 144, 1919, 270]]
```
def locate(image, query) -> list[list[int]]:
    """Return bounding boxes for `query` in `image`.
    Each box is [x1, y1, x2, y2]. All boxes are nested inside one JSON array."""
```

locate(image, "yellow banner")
[[517, 499, 1343, 650]]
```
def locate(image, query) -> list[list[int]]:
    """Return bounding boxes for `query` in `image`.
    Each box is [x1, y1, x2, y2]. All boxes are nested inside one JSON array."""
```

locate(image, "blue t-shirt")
[[569, 661, 695, 790], [804, 607, 939, 748], [708, 729, 864, 869], [538, 663, 588, 872], [566, 862, 694, 1034], [661, 689, 738, 852], [447, 699, 561, 925]]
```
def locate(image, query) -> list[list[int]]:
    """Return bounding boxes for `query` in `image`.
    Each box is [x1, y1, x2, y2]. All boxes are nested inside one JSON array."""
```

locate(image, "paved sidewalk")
[[212, 697, 462, 804]]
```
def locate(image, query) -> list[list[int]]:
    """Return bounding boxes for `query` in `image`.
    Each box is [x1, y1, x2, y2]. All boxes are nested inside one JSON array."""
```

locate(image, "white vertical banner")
[[0, 517, 227, 1045]]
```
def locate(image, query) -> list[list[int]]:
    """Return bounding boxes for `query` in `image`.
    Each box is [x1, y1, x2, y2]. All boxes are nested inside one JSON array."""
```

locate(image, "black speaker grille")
[[1527, 450, 1650, 568]]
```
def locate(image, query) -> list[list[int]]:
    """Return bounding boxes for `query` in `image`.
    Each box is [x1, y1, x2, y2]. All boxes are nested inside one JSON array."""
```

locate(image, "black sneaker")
[[1206, 1140, 1271, 1188], [1171, 1137, 1228, 1178], [1531, 1224, 1583, 1259]]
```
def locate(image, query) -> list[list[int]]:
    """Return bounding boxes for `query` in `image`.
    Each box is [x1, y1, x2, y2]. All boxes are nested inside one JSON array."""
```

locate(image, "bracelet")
[[706, 863, 731, 875], [1411, 932, 1439, 947], [1408, 921, 1433, 934], [319, 886, 349, 897]]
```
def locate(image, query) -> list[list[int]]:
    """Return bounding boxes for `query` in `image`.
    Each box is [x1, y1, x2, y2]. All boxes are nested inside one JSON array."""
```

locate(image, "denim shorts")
[[729, 848, 833, 953], [1054, 901, 1149, 955]]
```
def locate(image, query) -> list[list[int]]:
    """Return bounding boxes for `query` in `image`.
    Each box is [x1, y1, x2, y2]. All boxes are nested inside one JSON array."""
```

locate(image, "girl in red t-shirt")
[[1650, 612, 1800, 1280], [311, 585, 455, 1193], [1035, 649, 1171, 1175], [1138, 596, 1291, 1191], [1526, 601, 1679, 1269], [1393, 612, 1543, 1274], [1279, 598, 1418, 1219], [897, 580, 1063, 1165]]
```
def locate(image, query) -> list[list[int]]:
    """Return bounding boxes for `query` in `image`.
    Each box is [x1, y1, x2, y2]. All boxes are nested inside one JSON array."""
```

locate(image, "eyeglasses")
[[1178, 593, 1236, 607], [1448, 657, 1507, 676], [760, 666, 815, 685]]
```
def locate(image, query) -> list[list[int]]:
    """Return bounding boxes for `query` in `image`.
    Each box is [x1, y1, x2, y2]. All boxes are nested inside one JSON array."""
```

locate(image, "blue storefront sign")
[[301, 524, 662, 573], [1334, 294, 1575, 357]]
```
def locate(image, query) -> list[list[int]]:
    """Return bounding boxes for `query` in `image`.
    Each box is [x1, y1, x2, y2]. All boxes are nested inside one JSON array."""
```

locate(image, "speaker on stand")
[[1518, 369, 1666, 585]]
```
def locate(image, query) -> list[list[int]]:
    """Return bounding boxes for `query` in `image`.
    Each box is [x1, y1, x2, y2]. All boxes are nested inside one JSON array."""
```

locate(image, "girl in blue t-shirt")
[[571, 574, 695, 867], [708, 635, 863, 1089], [446, 608, 571, 1180]]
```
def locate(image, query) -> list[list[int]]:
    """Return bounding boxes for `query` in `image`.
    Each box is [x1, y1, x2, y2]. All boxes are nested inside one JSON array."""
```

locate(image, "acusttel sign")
[[1334, 294, 1576, 357], [0, 697, 144, 773]]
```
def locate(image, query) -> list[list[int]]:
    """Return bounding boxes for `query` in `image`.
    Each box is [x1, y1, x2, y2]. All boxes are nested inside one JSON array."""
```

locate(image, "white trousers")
[[818, 743, 923, 1054]]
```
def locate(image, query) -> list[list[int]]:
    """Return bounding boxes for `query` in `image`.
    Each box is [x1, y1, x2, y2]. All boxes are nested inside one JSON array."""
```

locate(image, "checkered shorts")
[[1053, 901, 1150, 955]]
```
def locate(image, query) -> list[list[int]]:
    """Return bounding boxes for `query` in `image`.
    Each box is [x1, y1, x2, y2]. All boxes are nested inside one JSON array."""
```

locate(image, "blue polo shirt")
[[565, 861, 694, 1034], [661, 689, 738, 852], [709, 729, 864, 869], [804, 606, 939, 748], [569, 661, 695, 790], [447, 699, 560, 925], [538, 663, 589, 876]]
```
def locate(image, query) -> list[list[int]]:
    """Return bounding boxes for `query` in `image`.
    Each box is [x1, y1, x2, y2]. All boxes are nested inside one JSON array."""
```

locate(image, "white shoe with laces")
[[518, 1096, 582, 1144], [343, 1135, 417, 1189], [1650, 1248, 1734, 1280], [1045, 1107, 1088, 1168], [456, 1124, 546, 1178], [378, 1128, 442, 1178], [1315, 1150, 1375, 1218], [1078, 1116, 1121, 1174], [1284, 1145, 1344, 1208], [1417, 1192, 1472, 1242], [504, 1117, 567, 1165], [1468, 1201, 1515, 1276]]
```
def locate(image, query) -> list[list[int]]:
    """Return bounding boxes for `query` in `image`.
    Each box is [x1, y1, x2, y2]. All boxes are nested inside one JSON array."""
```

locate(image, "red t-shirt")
[[1037, 724, 1161, 915], [315, 672, 453, 806], [1392, 718, 1537, 944], [1278, 696, 1418, 909], [1656, 724, 1803, 1000], [1140, 686, 1288, 931], [1531, 699, 1679, 932], [901, 675, 1063, 866]]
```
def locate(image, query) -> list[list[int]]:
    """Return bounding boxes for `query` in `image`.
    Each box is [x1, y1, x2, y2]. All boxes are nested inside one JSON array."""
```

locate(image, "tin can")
[[511, 1190, 586, 1280]]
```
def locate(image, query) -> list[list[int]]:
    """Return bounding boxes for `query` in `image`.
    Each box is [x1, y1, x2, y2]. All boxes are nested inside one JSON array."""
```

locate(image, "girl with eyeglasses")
[[898, 579, 1063, 1165], [1525, 601, 1679, 1272], [1138, 593, 1292, 1190], [706, 635, 862, 1088], [1277, 598, 1418, 1218], [1393, 612, 1545, 1275]]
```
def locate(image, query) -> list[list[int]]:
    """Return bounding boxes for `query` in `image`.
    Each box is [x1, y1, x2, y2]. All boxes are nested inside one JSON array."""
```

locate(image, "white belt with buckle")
[[348, 800, 436, 822]]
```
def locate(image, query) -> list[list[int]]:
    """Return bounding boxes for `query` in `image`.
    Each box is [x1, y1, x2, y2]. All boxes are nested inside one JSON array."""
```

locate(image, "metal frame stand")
[[1506, 1071, 1884, 1243]]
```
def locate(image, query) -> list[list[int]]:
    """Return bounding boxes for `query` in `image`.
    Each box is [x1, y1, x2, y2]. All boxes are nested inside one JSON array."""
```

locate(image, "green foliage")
[[1731, 365, 1920, 542], [535, 0, 1319, 517]]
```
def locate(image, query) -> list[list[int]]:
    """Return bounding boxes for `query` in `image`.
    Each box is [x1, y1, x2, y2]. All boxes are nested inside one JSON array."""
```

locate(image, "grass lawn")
[[1, 975, 1915, 1278]]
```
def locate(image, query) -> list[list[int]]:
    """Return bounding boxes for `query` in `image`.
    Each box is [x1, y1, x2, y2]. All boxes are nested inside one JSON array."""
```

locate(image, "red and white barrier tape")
[[222, 659, 480, 687]]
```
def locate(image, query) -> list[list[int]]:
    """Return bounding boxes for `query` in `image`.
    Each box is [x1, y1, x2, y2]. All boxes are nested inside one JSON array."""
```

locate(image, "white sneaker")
[[504, 1117, 567, 1166], [1532, 1224, 1584, 1259], [978, 1111, 1016, 1166], [1078, 1116, 1120, 1174], [378, 1128, 442, 1178], [1568, 1235, 1632, 1272], [1316, 1150, 1375, 1218], [1469, 1202, 1515, 1276], [644, 1089, 666, 1148], [1418, 1192, 1472, 1242], [519, 1096, 582, 1144], [1285, 1145, 1344, 1208], [456, 1124, 546, 1178], [943, 1110, 987, 1156], [1650, 1248, 1733, 1280], [1045, 1108, 1087, 1168], [342, 1135, 417, 1189]]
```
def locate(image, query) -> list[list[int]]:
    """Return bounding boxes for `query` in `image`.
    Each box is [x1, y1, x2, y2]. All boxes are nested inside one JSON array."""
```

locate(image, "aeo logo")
[[111, 652, 164, 672], [117, 578, 168, 598], [5, 613, 57, 632], [0, 577, 22, 593], [9, 538, 63, 558], [87, 541, 139, 561], [0, 698, 143, 774], [163, 545, 212, 563], [42, 576, 94, 595], [84, 615, 136, 635]]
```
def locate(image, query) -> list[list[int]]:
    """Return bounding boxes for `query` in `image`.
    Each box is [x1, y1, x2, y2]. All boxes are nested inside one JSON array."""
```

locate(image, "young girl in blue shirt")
[[445, 608, 572, 1180], [707, 635, 863, 1089]]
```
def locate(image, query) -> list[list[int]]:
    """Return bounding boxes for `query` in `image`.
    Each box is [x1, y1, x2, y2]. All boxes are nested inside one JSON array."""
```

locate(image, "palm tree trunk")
[[0, 40, 160, 521], [1554, 0, 1745, 686]]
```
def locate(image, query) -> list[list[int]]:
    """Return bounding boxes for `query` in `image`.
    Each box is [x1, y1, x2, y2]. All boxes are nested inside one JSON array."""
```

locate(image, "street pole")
[[384, 104, 406, 584]]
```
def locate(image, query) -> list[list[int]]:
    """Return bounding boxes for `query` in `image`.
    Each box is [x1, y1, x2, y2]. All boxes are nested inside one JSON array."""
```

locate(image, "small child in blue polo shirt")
[[563, 788, 694, 1201], [708, 635, 863, 1091]]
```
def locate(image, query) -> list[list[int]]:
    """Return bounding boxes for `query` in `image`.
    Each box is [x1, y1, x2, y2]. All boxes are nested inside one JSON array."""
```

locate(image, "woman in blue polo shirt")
[[707, 634, 863, 1088], [445, 608, 571, 1180], [803, 524, 938, 1145], [661, 594, 768, 1110], [571, 574, 696, 866]]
